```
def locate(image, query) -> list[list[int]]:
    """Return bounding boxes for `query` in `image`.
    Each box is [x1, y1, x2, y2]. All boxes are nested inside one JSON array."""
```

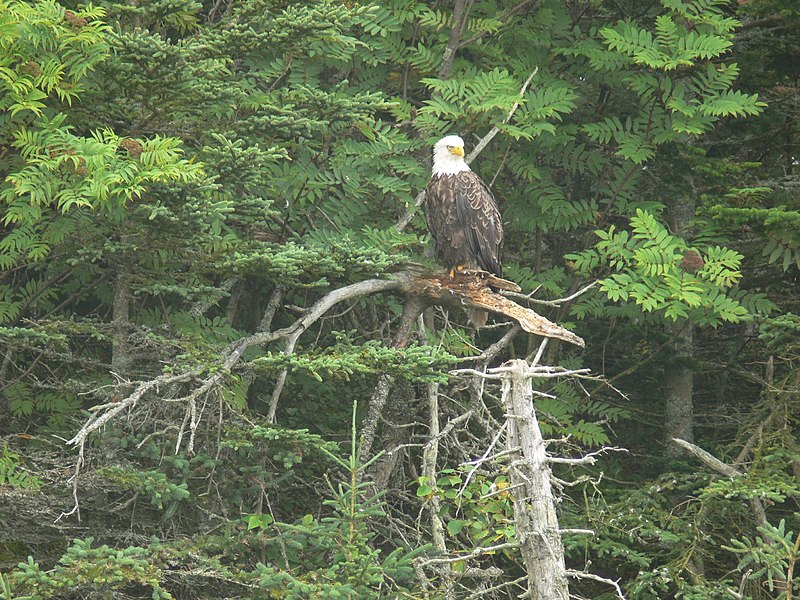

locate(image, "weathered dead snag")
[[417, 355, 627, 600], [501, 359, 570, 599]]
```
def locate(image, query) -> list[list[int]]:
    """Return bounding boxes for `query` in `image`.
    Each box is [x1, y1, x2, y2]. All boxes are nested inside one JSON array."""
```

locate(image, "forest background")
[[1, 0, 799, 598]]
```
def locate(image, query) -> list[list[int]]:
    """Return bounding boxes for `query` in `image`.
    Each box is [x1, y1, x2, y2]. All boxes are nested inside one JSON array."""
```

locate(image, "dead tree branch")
[[416, 541, 521, 567], [62, 267, 582, 521], [409, 269, 583, 345], [671, 437, 742, 478], [566, 570, 627, 600], [548, 446, 627, 466], [672, 437, 770, 531], [61, 278, 402, 521], [505, 279, 599, 307]]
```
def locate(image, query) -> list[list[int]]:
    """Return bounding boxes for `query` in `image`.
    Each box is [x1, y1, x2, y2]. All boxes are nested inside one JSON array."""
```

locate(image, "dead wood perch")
[[402, 270, 585, 348]]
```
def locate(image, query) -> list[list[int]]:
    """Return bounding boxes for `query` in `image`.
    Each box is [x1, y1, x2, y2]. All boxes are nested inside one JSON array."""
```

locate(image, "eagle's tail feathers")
[[467, 308, 489, 329]]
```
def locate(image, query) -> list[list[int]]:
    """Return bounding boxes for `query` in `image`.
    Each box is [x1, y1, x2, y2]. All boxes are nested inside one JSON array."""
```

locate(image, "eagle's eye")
[[446, 145, 453, 150]]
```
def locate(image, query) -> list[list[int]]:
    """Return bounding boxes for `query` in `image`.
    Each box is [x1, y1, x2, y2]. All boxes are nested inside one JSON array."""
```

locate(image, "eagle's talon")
[[449, 265, 466, 278]]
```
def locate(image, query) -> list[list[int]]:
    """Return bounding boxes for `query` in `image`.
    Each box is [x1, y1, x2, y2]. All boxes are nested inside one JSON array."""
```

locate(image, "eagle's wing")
[[455, 172, 503, 277], [425, 176, 469, 266]]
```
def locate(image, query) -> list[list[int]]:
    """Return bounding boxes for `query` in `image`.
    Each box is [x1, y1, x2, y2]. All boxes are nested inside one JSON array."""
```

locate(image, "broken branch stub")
[[404, 271, 585, 347]]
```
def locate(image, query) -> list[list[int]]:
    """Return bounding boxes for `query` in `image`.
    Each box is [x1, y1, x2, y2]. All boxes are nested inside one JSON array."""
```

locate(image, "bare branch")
[[671, 437, 741, 478], [416, 541, 521, 567], [566, 570, 627, 600], [451, 365, 592, 380], [531, 337, 548, 366], [672, 437, 771, 532], [505, 279, 600, 307], [67, 370, 197, 448], [465, 576, 528, 599], [548, 446, 627, 466], [463, 323, 522, 363], [449, 368, 506, 380], [60, 278, 405, 520], [55, 443, 84, 523], [459, 422, 507, 496], [734, 403, 781, 466], [422, 410, 473, 448]]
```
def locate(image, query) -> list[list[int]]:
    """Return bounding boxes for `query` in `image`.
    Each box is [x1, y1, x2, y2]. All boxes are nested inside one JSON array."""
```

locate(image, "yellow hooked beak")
[[450, 146, 465, 157]]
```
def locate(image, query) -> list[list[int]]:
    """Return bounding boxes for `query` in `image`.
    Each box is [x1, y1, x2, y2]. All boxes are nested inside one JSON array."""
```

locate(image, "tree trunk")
[[664, 320, 694, 452], [359, 295, 425, 462], [111, 263, 133, 378], [664, 193, 696, 455], [503, 359, 569, 600], [437, 0, 467, 80], [420, 381, 456, 599]]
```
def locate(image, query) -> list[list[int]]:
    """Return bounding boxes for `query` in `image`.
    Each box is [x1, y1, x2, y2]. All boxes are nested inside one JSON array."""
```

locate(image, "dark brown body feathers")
[[424, 171, 503, 277]]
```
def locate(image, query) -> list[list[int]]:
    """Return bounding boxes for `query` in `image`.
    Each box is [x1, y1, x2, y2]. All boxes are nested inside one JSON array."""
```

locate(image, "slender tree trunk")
[[370, 382, 415, 490], [664, 320, 694, 451], [664, 193, 697, 454], [438, 0, 468, 80], [420, 381, 455, 599], [360, 296, 425, 462], [111, 263, 133, 378], [503, 360, 569, 600]]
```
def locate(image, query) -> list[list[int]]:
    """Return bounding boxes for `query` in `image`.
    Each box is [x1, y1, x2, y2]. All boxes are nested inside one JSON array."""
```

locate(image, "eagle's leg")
[[449, 265, 467, 278]]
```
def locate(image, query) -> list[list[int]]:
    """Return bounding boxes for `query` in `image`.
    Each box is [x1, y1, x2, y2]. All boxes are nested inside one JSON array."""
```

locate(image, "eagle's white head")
[[432, 135, 471, 176]]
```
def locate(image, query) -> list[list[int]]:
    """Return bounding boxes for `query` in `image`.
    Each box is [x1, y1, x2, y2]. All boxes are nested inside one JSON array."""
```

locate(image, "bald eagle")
[[425, 135, 504, 327]]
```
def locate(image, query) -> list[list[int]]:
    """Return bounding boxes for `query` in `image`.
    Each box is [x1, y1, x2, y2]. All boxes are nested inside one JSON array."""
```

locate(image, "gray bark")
[[502, 359, 569, 600], [437, 0, 468, 80], [664, 320, 694, 451], [664, 194, 697, 454], [420, 381, 456, 599], [359, 295, 425, 462], [111, 264, 133, 378]]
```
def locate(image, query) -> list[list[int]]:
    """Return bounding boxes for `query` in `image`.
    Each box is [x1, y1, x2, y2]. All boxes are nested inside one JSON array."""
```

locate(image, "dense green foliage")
[[1, 0, 799, 598]]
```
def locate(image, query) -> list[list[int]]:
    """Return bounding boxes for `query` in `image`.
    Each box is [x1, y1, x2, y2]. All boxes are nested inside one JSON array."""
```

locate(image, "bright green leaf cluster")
[[569, 209, 752, 324]]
